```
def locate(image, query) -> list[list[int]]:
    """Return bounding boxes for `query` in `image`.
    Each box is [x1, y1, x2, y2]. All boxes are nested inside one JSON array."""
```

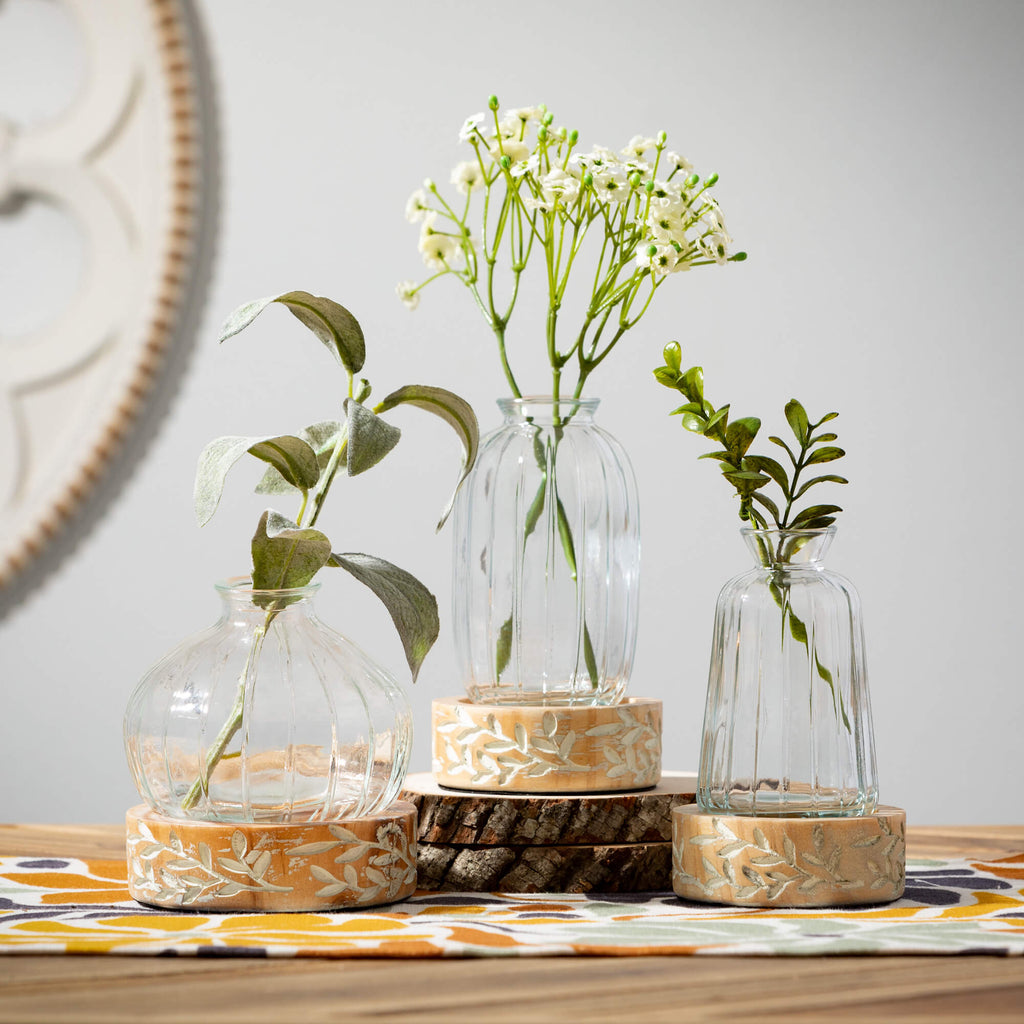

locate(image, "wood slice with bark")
[[415, 840, 673, 893], [400, 771, 697, 847]]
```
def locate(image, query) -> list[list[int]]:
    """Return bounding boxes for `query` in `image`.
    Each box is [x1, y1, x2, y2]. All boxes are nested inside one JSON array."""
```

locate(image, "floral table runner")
[[1, 853, 1021, 957]]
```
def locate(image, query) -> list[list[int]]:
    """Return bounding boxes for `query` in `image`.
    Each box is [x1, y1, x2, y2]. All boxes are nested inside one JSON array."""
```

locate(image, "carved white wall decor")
[[0, 0, 211, 586]]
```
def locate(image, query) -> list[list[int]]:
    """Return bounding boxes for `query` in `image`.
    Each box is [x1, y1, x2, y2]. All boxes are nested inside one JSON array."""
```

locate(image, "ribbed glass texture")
[[698, 527, 877, 817], [452, 397, 640, 706], [124, 580, 412, 822]]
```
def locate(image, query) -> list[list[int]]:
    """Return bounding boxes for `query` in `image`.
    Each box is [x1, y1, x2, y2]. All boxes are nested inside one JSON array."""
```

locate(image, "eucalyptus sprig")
[[653, 341, 847, 536], [195, 290, 479, 682]]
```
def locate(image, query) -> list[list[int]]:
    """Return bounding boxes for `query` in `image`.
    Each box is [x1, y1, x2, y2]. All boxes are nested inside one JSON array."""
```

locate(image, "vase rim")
[[739, 525, 838, 537], [497, 395, 600, 408], [214, 576, 322, 599]]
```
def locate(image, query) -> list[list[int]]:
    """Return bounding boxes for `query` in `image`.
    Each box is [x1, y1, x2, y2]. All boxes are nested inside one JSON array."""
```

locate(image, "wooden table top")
[[1, 824, 1022, 1023]]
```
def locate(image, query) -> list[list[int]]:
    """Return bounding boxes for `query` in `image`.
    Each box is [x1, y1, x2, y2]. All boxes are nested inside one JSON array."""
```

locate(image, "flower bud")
[[583, 172, 594, 187], [568, 129, 579, 145], [657, 130, 667, 146], [488, 95, 499, 110], [499, 155, 511, 169], [538, 125, 548, 141], [685, 173, 700, 189], [629, 171, 642, 187], [543, 112, 554, 126], [647, 244, 658, 256], [423, 178, 435, 191], [705, 172, 719, 186], [644, 179, 654, 192]]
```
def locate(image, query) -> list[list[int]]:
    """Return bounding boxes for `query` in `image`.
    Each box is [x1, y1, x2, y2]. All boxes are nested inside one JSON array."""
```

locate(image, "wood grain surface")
[[1, 823, 1023, 1023]]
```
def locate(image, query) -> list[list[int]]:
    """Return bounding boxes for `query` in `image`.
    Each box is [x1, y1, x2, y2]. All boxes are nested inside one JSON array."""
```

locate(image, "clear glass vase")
[[452, 397, 640, 706], [698, 527, 877, 817], [124, 579, 413, 823]]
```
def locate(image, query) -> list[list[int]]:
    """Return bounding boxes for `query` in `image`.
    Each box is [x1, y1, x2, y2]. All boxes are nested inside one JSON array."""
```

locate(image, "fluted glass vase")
[[699, 527, 877, 817], [124, 579, 413, 823], [452, 397, 640, 706]]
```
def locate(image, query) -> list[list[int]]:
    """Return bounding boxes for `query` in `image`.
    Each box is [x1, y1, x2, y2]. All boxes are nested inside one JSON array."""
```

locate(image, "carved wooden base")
[[431, 696, 662, 793], [125, 802, 417, 912], [401, 770, 696, 892], [672, 805, 906, 907]]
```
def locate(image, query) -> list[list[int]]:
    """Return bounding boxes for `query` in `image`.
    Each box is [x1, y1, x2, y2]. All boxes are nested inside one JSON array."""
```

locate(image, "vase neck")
[[497, 396, 599, 426], [215, 577, 319, 619], [742, 527, 836, 569]]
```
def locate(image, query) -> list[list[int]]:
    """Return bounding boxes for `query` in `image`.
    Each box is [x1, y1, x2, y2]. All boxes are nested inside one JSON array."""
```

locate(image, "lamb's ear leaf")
[[375, 385, 480, 530], [345, 400, 401, 476], [327, 552, 440, 682], [250, 511, 332, 595], [275, 291, 366, 374], [217, 291, 366, 374], [256, 421, 345, 494], [195, 435, 318, 526]]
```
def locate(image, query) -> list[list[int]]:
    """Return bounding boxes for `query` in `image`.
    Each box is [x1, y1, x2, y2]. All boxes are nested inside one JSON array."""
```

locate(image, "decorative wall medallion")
[[126, 802, 418, 911], [431, 697, 662, 793], [672, 804, 906, 907], [0, 0, 214, 587]]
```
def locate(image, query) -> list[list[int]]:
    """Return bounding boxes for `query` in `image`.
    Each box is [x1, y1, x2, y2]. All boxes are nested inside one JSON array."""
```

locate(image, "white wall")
[[1, 0, 1022, 825]]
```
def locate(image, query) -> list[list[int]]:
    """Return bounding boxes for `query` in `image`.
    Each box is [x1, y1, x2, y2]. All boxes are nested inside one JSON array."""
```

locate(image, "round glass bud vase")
[[698, 527, 877, 817], [452, 397, 639, 706], [124, 579, 413, 823]]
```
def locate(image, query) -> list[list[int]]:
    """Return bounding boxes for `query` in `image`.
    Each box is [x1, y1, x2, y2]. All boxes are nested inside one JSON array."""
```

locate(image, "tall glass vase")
[[698, 527, 877, 817], [452, 397, 639, 706], [124, 579, 413, 823]]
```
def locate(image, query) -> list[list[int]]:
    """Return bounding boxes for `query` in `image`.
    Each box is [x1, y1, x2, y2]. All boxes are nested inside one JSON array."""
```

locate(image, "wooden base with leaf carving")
[[672, 804, 906, 907], [431, 697, 662, 793], [125, 802, 417, 912]]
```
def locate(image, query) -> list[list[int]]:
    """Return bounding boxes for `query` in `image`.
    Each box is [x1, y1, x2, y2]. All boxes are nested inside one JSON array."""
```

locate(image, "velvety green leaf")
[[681, 411, 706, 433], [327, 552, 439, 681], [256, 421, 344, 494], [195, 434, 319, 527], [251, 510, 332, 592], [790, 504, 843, 527], [785, 400, 809, 445], [810, 432, 838, 444], [345, 400, 401, 477], [794, 473, 848, 499], [815, 411, 840, 425], [698, 451, 735, 463], [218, 291, 366, 374], [495, 615, 513, 679], [805, 445, 846, 465], [375, 385, 480, 530], [726, 417, 760, 459], [743, 455, 790, 495], [653, 366, 682, 389], [276, 291, 365, 374]]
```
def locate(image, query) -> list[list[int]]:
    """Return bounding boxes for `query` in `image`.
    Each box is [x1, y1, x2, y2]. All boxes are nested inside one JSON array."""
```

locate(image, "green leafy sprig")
[[653, 341, 851, 727], [182, 292, 479, 810], [196, 291, 479, 680], [653, 342, 847, 536]]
